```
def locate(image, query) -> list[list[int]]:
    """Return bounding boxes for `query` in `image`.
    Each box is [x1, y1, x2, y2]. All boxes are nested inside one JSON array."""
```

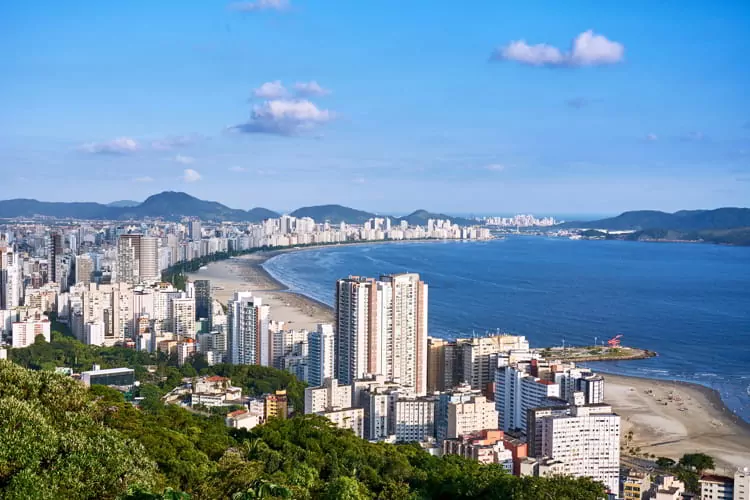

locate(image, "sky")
[[1, 0, 749, 215]]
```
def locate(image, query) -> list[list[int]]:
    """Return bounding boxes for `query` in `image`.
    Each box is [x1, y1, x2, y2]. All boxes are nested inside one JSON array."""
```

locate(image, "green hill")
[[290, 204, 376, 224], [561, 207, 750, 231]]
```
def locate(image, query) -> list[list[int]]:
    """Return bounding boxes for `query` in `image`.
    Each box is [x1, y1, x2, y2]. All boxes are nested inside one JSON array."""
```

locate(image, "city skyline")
[[3, 1, 749, 213]]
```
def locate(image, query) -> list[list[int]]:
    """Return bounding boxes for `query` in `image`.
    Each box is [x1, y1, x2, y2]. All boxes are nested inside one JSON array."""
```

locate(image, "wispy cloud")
[[646, 133, 658, 141], [229, 0, 289, 12], [253, 80, 288, 99], [352, 177, 366, 184], [133, 176, 154, 183], [565, 97, 589, 109], [229, 165, 247, 172], [182, 169, 201, 183], [484, 164, 506, 172], [681, 131, 706, 142], [294, 81, 331, 97], [151, 135, 197, 150], [174, 154, 196, 164], [79, 137, 139, 155], [491, 30, 624, 67], [230, 99, 334, 136]]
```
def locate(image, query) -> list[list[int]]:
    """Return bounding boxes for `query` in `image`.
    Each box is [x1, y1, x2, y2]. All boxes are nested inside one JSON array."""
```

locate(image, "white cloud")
[[253, 80, 288, 99], [231, 99, 334, 136], [485, 164, 506, 172], [229, 0, 289, 12], [491, 30, 624, 67], [294, 81, 331, 97], [682, 131, 706, 141], [174, 154, 195, 164], [352, 177, 366, 184], [182, 169, 201, 183], [646, 133, 658, 141], [133, 176, 154, 183], [79, 137, 139, 155], [229, 165, 247, 172]]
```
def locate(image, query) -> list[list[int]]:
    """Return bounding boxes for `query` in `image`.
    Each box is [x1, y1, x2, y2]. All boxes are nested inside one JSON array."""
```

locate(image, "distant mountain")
[[247, 207, 281, 222], [0, 199, 118, 219], [117, 192, 251, 221], [560, 208, 750, 231], [395, 209, 476, 227], [107, 200, 140, 208], [290, 204, 375, 224]]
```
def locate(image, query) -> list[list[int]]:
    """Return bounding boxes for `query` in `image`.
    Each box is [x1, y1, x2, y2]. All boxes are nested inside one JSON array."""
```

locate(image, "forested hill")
[[0, 338, 607, 499], [560, 207, 750, 231]]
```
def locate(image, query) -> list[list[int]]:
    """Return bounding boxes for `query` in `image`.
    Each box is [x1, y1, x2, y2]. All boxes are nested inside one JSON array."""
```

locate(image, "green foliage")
[[655, 457, 676, 469], [203, 364, 306, 413], [0, 360, 158, 499], [678, 452, 715, 473]]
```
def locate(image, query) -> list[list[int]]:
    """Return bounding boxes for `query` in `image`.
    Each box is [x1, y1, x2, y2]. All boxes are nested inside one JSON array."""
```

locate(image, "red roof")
[[227, 409, 248, 418], [206, 376, 228, 382]]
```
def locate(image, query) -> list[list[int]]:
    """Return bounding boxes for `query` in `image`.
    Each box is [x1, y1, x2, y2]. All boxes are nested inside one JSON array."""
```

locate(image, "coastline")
[[188, 242, 750, 469]]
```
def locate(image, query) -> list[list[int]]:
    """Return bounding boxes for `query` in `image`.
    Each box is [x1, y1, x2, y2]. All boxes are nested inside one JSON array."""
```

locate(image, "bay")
[[263, 236, 750, 422]]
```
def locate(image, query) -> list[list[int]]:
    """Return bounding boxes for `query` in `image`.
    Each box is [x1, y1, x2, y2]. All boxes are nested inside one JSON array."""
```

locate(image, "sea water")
[[263, 236, 750, 421]]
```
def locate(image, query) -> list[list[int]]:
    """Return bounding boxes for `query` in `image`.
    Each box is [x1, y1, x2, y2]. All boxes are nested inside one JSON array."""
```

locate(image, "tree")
[[323, 477, 369, 500], [656, 457, 676, 469], [679, 453, 715, 474]]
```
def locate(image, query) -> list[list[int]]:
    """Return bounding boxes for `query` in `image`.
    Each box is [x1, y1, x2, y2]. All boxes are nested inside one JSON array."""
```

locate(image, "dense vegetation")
[[561, 207, 750, 232], [3, 324, 609, 499], [654, 453, 716, 494], [0, 360, 607, 499]]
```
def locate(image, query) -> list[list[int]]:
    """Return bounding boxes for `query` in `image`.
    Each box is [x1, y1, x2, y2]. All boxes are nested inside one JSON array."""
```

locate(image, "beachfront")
[[188, 252, 750, 470]]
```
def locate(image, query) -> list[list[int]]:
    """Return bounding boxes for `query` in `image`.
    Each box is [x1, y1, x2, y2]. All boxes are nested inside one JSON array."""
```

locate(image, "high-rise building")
[[171, 297, 196, 339], [445, 394, 498, 441], [75, 254, 94, 285], [188, 220, 202, 241], [0, 244, 22, 310], [194, 279, 212, 322], [117, 234, 159, 284], [427, 337, 457, 393], [227, 292, 270, 365], [308, 323, 335, 387], [495, 362, 560, 432], [48, 232, 63, 283], [736, 467, 750, 500], [532, 404, 620, 495], [304, 378, 352, 414], [335, 273, 428, 395]]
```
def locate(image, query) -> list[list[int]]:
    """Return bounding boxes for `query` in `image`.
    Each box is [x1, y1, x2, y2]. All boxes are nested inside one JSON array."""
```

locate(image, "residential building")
[[495, 361, 560, 432], [443, 429, 513, 469], [427, 337, 457, 393], [171, 297, 196, 338], [335, 273, 428, 395], [621, 471, 651, 500], [460, 334, 530, 395], [265, 390, 288, 420], [737, 467, 750, 500], [700, 475, 734, 500], [117, 234, 159, 284], [270, 328, 308, 369], [392, 394, 436, 442], [436, 384, 485, 442], [12, 316, 50, 348], [304, 378, 352, 414], [534, 403, 620, 495], [446, 393, 498, 441], [225, 409, 263, 431], [227, 291, 270, 365], [84, 320, 105, 346], [647, 476, 685, 500], [194, 279, 212, 323], [308, 323, 335, 387], [319, 407, 365, 438], [177, 338, 197, 365], [0, 244, 22, 310], [75, 254, 94, 285]]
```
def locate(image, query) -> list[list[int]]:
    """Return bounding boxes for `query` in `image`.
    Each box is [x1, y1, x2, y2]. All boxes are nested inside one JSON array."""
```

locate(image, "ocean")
[[263, 236, 750, 422]]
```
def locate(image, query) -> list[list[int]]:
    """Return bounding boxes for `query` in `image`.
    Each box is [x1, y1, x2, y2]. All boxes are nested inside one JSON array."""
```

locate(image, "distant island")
[[560, 208, 750, 246], [0, 191, 479, 226]]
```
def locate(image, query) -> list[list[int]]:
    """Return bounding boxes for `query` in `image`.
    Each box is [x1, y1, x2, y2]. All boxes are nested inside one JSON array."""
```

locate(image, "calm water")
[[263, 237, 750, 421]]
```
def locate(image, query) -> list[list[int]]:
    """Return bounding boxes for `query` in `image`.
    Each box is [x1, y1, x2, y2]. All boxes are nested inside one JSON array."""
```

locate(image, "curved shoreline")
[[255, 242, 750, 428]]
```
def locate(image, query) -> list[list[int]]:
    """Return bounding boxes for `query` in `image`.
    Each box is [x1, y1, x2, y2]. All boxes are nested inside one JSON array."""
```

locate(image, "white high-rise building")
[[12, 317, 51, 348], [75, 254, 94, 285], [495, 362, 561, 432], [736, 467, 750, 500], [85, 320, 105, 346], [304, 378, 352, 414], [446, 394, 498, 441], [227, 292, 270, 365], [117, 235, 159, 284], [171, 296, 196, 339], [270, 328, 308, 369], [308, 323, 335, 387], [139, 236, 160, 283], [335, 273, 428, 395], [535, 404, 621, 495], [0, 245, 22, 310]]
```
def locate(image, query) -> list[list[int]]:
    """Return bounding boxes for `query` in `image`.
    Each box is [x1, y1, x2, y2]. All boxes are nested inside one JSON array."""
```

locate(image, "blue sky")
[[1, 0, 749, 215]]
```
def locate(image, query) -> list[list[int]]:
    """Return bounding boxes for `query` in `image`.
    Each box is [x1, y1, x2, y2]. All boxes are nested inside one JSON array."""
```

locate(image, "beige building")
[[320, 407, 365, 438], [446, 394, 498, 440], [304, 378, 352, 414]]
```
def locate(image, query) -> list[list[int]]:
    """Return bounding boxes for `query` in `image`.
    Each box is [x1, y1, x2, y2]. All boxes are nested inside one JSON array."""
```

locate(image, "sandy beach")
[[604, 373, 750, 471], [188, 249, 750, 472], [187, 250, 334, 332]]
